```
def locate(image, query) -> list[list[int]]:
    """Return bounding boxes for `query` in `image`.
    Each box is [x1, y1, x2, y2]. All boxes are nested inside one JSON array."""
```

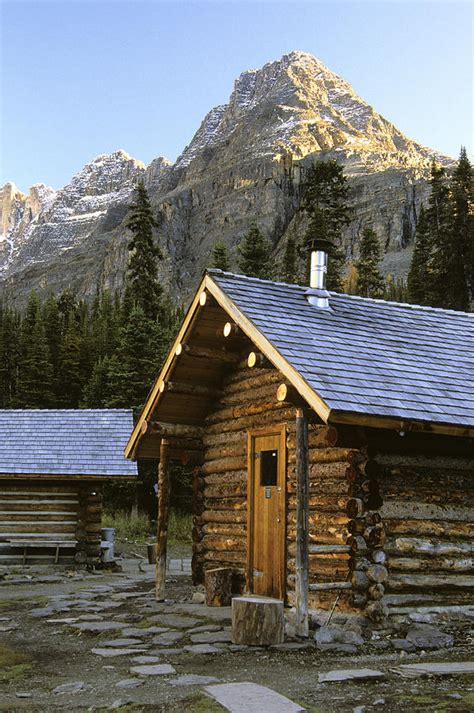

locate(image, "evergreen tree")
[[17, 292, 54, 407], [427, 161, 468, 310], [355, 226, 385, 298], [238, 223, 271, 279], [0, 303, 20, 407], [450, 147, 474, 308], [56, 319, 83, 407], [81, 357, 113, 408], [126, 181, 163, 322], [407, 206, 432, 305], [282, 235, 297, 283], [210, 240, 230, 271], [302, 160, 351, 291]]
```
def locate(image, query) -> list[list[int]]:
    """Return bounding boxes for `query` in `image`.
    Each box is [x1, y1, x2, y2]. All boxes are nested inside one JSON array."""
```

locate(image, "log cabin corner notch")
[[0, 409, 138, 565], [126, 269, 474, 627]]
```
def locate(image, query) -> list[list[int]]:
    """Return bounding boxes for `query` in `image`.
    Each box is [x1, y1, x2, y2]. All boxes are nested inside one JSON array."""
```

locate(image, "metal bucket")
[[101, 527, 115, 543]]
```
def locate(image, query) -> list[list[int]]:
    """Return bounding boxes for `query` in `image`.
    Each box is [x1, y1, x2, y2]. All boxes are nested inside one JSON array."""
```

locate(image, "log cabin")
[[0, 409, 137, 565], [125, 245, 474, 632]]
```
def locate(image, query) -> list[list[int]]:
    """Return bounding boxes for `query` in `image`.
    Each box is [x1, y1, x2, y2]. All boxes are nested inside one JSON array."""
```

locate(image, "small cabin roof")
[[0, 409, 138, 478], [211, 270, 474, 428], [126, 270, 474, 457]]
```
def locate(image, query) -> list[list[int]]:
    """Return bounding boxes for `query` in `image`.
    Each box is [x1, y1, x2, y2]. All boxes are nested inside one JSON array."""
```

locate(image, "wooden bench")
[[8, 540, 78, 565]]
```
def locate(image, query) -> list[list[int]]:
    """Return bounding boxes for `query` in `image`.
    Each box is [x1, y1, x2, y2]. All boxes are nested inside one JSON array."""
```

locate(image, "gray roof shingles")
[[0, 409, 138, 477], [211, 271, 474, 428]]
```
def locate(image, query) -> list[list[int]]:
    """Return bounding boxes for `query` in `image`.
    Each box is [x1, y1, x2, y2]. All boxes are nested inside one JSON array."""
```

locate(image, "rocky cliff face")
[[0, 51, 452, 306]]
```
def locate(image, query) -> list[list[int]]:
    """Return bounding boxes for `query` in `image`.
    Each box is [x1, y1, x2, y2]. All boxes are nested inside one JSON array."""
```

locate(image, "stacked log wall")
[[195, 362, 362, 608], [373, 450, 474, 613]]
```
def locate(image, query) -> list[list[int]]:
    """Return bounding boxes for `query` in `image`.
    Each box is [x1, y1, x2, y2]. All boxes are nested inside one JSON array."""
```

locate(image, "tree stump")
[[232, 595, 284, 646], [205, 567, 232, 607]]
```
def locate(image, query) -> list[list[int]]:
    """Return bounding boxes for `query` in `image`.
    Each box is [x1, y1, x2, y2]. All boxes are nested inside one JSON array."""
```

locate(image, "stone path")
[[205, 682, 305, 713]]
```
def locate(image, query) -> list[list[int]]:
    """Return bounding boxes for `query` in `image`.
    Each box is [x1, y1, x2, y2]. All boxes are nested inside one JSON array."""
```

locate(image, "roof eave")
[[328, 409, 474, 439]]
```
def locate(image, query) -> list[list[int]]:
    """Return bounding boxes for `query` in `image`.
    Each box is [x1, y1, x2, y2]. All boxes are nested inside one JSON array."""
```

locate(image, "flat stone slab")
[[121, 626, 168, 637], [131, 655, 161, 664], [116, 678, 144, 689], [392, 662, 474, 678], [100, 638, 146, 648], [130, 664, 176, 676], [184, 644, 220, 654], [188, 624, 223, 634], [92, 648, 148, 657], [169, 674, 220, 686], [149, 615, 202, 628], [319, 669, 385, 683], [190, 630, 232, 644], [71, 621, 124, 633], [151, 631, 183, 645], [205, 682, 304, 713], [52, 681, 89, 695]]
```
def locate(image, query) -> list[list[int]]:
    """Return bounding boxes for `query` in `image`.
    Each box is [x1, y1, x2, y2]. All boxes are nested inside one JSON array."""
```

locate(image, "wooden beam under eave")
[[328, 410, 474, 439]]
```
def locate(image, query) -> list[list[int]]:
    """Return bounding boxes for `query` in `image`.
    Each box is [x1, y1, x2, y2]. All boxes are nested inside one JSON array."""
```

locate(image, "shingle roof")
[[210, 270, 474, 428], [0, 409, 138, 476]]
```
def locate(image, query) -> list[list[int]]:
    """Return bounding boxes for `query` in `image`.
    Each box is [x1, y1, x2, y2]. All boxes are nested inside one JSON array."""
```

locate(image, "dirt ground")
[[0, 555, 473, 713]]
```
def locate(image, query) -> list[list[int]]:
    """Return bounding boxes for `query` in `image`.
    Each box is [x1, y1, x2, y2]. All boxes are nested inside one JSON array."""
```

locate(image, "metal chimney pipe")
[[306, 239, 330, 309], [310, 249, 328, 290]]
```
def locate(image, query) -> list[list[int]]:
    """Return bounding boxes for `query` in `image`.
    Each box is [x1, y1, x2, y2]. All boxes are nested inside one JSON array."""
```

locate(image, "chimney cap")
[[308, 238, 332, 253]]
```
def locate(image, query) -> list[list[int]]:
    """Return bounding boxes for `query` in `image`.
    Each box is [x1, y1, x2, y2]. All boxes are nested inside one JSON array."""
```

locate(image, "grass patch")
[[169, 511, 192, 545], [0, 645, 32, 682], [102, 510, 152, 543], [173, 693, 225, 712]]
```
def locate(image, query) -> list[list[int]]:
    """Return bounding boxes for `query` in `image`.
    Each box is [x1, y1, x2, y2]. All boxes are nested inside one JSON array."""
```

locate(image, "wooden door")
[[247, 426, 286, 600]]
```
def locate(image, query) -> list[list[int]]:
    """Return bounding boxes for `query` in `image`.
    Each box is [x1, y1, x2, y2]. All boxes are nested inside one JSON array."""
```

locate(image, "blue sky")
[[1, 0, 472, 190]]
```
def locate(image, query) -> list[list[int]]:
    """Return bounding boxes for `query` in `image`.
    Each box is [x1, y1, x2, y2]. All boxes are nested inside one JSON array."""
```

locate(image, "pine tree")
[[0, 303, 21, 407], [126, 180, 163, 322], [450, 147, 474, 308], [427, 161, 468, 309], [407, 206, 432, 305], [302, 160, 351, 291], [210, 241, 230, 271], [57, 319, 83, 407], [355, 226, 385, 298], [17, 292, 54, 407], [81, 356, 112, 408], [282, 235, 297, 283], [238, 223, 271, 279]]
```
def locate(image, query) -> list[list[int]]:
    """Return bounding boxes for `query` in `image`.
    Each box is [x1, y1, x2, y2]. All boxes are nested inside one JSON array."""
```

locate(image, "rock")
[[392, 662, 474, 678], [130, 664, 176, 676], [319, 669, 385, 683], [52, 681, 88, 695], [115, 678, 144, 689], [149, 615, 202, 628], [405, 625, 454, 650], [188, 624, 223, 634], [271, 642, 315, 651], [121, 626, 168, 637], [314, 625, 364, 647], [151, 631, 184, 646], [184, 644, 221, 654], [205, 682, 304, 712], [70, 621, 124, 633], [192, 591, 206, 604], [373, 700, 385, 706], [154, 648, 184, 655], [169, 674, 220, 686], [190, 630, 232, 644], [0, 622, 18, 632], [131, 655, 161, 664], [15, 693, 32, 699], [100, 638, 146, 648], [92, 648, 148, 657], [390, 639, 416, 653]]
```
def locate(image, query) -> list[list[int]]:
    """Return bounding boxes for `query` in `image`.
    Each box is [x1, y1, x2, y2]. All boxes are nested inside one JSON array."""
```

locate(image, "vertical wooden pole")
[[156, 439, 170, 601], [295, 408, 309, 637]]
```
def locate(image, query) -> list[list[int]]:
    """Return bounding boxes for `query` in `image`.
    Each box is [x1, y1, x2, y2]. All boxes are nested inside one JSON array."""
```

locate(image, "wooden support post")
[[156, 439, 170, 601], [295, 407, 309, 638]]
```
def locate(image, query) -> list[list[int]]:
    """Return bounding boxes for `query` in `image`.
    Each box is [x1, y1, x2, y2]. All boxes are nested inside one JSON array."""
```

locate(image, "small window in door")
[[260, 449, 278, 486]]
